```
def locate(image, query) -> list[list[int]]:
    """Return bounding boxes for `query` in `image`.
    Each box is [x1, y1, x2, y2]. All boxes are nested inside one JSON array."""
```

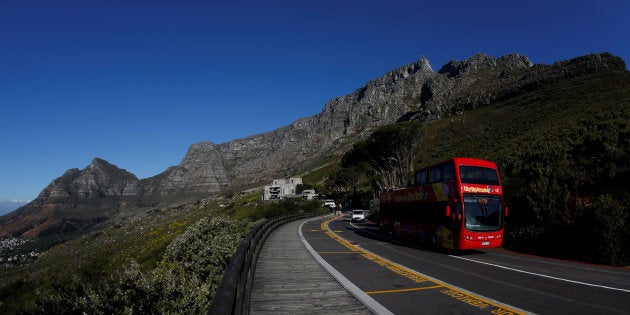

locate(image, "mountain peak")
[[90, 157, 109, 166], [497, 53, 533, 68], [85, 157, 137, 180], [436, 53, 533, 77], [43, 158, 139, 201], [87, 157, 109, 171], [0, 158, 142, 239], [418, 55, 433, 72]]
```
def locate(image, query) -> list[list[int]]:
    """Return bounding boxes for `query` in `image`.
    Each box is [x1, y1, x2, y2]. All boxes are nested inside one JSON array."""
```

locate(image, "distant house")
[[262, 177, 303, 200]]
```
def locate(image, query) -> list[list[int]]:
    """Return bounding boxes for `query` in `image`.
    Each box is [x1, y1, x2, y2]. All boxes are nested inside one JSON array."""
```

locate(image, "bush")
[[246, 199, 323, 221], [587, 195, 629, 265], [164, 216, 244, 293], [26, 216, 244, 314]]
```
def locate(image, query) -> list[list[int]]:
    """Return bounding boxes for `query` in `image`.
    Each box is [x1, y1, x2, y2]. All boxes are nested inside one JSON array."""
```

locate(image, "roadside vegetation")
[[0, 193, 326, 313], [329, 69, 630, 266]]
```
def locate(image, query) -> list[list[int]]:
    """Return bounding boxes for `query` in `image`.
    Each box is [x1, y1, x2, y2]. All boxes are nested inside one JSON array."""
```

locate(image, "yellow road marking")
[[320, 217, 526, 315], [317, 251, 362, 254], [365, 285, 443, 295]]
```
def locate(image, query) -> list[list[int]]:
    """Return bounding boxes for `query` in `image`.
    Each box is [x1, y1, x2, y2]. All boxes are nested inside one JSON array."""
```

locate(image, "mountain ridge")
[[0, 158, 140, 239], [0, 200, 29, 216], [1, 52, 626, 240]]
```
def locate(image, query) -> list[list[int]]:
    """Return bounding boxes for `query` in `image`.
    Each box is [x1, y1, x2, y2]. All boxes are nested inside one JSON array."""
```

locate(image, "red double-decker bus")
[[379, 157, 507, 250]]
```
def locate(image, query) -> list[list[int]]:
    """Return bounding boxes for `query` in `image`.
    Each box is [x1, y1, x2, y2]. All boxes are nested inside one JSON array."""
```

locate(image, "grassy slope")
[[332, 67, 629, 263], [0, 202, 213, 313], [410, 68, 629, 263], [416, 69, 630, 167], [0, 188, 294, 313]]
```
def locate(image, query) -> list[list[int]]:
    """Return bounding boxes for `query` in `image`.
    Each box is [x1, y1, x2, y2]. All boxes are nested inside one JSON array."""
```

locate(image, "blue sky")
[[1, 0, 629, 203]]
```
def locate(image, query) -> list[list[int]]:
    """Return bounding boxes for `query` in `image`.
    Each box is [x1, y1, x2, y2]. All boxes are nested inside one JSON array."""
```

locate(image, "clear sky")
[[1, 0, 629, 202]]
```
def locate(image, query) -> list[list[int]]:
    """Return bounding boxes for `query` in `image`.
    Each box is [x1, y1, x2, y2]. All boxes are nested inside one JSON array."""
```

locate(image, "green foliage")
[[301, 162, 341, 197], [164, 216, 244, 291], [244, 199, 324, 222], [221, 193, 325, 222], [10, 193, 323, 313], [294, 183, 305, 194], [24, 216, 244, 314], [335, 121, 424, 201], [326, 165, 365, 195], [29, 260, 211, 314], [330, 69, 630, 265], [585, 195, 629, 265]]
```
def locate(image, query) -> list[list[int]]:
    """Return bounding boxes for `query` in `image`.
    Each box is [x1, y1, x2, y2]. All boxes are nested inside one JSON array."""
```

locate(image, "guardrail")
[[208, 211, 329, 314]]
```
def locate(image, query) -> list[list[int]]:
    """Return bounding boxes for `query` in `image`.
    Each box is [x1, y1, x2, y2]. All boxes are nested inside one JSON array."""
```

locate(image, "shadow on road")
[[341, 220, 486, 257]]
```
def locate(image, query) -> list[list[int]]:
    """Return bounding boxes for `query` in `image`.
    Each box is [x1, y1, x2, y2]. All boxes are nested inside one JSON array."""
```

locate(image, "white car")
[[351, 210, 366, 222], [324, 200, 336, 208]]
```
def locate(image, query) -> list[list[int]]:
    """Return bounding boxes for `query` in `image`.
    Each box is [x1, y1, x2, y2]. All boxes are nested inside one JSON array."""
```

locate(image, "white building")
[[262, 177, 302, 200]]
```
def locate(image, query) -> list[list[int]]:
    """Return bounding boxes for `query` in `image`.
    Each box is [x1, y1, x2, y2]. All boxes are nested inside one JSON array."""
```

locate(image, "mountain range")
[[0, 52, 626, 242], [0, 200, 29, 216]]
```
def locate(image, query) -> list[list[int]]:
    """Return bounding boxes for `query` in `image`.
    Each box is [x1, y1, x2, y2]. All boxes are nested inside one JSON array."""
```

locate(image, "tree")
[[339, 121, 424, 198]]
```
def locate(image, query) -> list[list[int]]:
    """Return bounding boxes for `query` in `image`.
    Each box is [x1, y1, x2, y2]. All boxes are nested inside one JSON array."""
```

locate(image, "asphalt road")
[[300, 214, 630, 315]]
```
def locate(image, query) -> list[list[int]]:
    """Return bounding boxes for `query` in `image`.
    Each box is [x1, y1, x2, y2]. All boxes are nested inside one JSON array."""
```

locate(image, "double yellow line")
[[320, 218, 527, 315]]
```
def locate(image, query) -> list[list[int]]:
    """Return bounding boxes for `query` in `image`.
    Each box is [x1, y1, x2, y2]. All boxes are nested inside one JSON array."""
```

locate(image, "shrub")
[[587, 195, 629, 265], [26, 216, 244, 314], [164, 216, 244, 294]]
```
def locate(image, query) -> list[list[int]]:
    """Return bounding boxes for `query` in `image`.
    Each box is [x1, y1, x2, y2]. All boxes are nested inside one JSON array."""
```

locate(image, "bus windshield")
[[463, 195, 502, 231], [459, 166, 499, 185]]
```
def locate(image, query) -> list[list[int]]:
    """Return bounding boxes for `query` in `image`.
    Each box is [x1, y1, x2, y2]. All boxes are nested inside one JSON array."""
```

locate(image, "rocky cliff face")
[[0, 158, 140, 238], [140, 142, 229, 205], [35, 158, 141, 202], [147, 52, 624, 199], [3, 52, 626, 239]]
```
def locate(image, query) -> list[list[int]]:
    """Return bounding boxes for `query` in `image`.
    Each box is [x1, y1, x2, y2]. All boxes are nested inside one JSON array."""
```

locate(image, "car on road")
[[324, 200, 336, 208], [351, 210, 366, 222]]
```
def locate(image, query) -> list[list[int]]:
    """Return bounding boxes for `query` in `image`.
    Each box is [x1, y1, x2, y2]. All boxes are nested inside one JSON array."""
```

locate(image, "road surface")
[[300, 215, 630, 314]]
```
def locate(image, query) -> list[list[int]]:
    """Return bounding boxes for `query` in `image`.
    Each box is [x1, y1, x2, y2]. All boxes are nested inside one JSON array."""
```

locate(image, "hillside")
[[333, 63, 630, 265], [2, 52, 626, 247], [0, 52, 628, 312], [418, 67, 630, 264], [0, 158, 140, 244]]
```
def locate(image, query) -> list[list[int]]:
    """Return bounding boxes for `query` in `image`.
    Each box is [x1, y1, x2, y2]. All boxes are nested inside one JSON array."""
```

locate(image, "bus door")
[[445, 201, 463, 236]]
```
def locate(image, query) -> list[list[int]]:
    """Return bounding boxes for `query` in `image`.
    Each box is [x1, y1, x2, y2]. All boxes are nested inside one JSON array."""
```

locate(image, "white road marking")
[[448, 255, 630, 293], [350, 222, 630, 294]]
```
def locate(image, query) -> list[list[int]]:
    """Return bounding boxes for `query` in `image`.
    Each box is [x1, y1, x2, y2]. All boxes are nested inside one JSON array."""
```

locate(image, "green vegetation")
[[0, 200, 219, 313], [218, 190, 325, 222], [331, 69, 630, 265], [26, 216, 243, 314], [325, 121, 424, 210], [0, 193, 326, 313], [338, 121, 424, 194]]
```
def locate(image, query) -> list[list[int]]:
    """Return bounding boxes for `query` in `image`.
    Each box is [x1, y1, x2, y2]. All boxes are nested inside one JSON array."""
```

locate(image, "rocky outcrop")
[[0, 158, 140, 238], [34, 158, 141, 203], [141, 142, 229, 204], [153, 52, 624, 197]]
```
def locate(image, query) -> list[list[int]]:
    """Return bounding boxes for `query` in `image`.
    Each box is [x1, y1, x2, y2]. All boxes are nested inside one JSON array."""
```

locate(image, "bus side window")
[[416, 171, 427, 185], [443, 164, 454, 181], [429, 167, 441, 183]]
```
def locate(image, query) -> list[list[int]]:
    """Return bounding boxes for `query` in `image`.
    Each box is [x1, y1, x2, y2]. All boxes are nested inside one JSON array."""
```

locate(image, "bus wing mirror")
[[445, 204, 451, 217], [505, 206, 509, 217]]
